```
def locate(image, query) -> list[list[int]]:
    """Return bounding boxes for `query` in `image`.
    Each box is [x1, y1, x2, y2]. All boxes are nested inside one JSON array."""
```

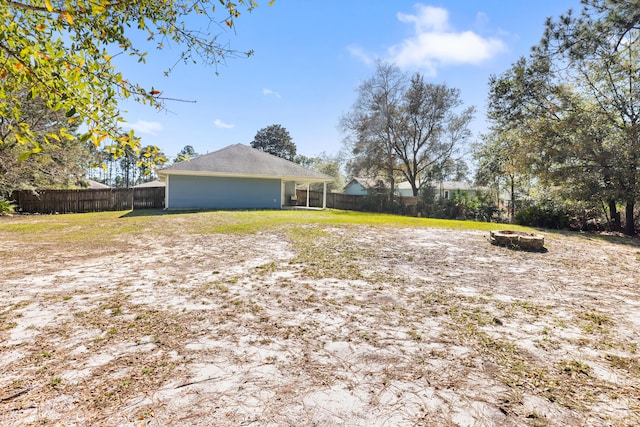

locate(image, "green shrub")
[[0, 198, 16, 215], [514, 201, 571, 229], [418, 187, 499, 222]]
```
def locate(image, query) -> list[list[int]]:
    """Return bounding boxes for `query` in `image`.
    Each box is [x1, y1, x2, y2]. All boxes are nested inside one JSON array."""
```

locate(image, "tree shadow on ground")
[[542, 228, 640, 249]]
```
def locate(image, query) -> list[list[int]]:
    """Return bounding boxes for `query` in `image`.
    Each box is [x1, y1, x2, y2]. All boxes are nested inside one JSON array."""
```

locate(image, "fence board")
[[11, 188, 165, 214], [133, 187, 165, 209], [295, 190, 365, 210], [295, 189, 417, 214], [13, 187, 413, 215]]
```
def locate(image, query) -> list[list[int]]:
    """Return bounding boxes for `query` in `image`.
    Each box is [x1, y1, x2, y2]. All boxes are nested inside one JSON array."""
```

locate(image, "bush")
[[360, 182, 410, 214], [418, 186, 499, 222], [0, 198, 16, 215], [514, 201, 571, 229]]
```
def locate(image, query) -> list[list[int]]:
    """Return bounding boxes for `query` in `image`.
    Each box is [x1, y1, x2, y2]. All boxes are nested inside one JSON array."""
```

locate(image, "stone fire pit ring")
[[489, 230, 545, 252]]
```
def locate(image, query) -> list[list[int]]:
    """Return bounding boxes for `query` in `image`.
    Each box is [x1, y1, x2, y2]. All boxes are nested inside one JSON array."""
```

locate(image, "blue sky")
[[116, 1, 583, 163]]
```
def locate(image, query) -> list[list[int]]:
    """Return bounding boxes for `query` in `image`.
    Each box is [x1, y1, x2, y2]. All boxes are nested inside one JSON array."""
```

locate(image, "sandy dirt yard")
[[1, 211, 639, 426]]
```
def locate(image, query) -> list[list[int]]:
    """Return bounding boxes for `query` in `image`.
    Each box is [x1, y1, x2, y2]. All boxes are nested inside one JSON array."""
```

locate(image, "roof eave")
[[156, 169, 333, 183]]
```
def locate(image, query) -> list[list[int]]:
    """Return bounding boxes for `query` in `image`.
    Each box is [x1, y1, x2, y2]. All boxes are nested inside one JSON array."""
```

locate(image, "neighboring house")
[[395, 180, 489, 200], [86, 179, 110, 189], [133, 180, 165, 188], [430, 181, 486, 200], [343, 177, 388, 195], [396, 181, 416, 197], [156, 144, 333, 210], [345, 178, 494, 202]]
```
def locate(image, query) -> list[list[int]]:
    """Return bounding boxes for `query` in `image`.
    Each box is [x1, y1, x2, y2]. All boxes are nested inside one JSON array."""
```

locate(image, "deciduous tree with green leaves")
[[484, 0, 640, 234], [251, 124, 297, 161], [0, 91, 92, 197], [341, 61, 474, 198], [174, 145, 198, 163], [1, 0, 271, 165]]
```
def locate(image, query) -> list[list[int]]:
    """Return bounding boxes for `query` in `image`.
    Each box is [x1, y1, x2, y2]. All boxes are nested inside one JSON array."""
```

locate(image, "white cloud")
[[397, 5, 450, 32], [389, 5, 507, 76], [263, 88, 281, 98], [213, 119, 235, 129], [123, 120, 164, 135], [347, 44, 375, 65]]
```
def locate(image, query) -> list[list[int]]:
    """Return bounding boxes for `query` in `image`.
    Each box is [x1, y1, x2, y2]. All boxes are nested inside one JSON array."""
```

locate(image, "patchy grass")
[[1, 208, 534, 235], [1, 209, 638, 425]]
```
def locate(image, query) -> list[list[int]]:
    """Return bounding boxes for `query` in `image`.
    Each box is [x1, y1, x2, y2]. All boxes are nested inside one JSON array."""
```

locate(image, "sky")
[[115, 0, 584, 163]]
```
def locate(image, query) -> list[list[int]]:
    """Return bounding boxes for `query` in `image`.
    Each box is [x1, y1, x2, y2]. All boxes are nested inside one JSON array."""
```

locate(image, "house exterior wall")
[[344, 182, 368, 196], [166, 175, 281, 209], [439, 189, 477, 200], [397, 187, 414, 197]]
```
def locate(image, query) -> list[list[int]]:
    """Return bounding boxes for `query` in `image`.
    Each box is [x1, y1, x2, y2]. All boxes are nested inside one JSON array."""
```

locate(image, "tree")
[[397, 73, 474, 196], [340, 61, 405, 202], [251, 124, 297, 161], [341, 61, 474, 198], [174, 145, 198, 163], [137, 145, 167, 182], [1, 0, 271, 165], [485, 1, 640, 234], [0, 91, 91, 197], [87, 144, 166, 186], [438, 157, 470, 182], [473, 128, 531, 223], [295, 152, 344, 192]]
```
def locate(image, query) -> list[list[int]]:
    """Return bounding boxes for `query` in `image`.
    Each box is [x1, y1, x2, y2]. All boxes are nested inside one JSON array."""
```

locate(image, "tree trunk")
[[624, 200, 635, 235], [388, 175, 395, 206], [510, 176, 515, 223], [608, 199, 620, 231]]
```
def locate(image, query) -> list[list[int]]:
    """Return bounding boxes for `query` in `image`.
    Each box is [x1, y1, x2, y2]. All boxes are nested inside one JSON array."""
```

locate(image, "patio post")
[[322, 182, 327, 209]]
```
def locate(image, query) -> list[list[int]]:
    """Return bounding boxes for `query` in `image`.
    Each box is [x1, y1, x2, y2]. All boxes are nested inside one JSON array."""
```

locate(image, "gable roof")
[[86, 179, 110, 189], [157, 144, 332, 182], [345, 177, 388, 190], [133, 180, 165, 188]]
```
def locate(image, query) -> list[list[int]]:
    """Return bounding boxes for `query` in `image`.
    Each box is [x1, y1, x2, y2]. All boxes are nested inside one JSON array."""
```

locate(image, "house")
[[431, 181, 485, 200], [396, 181, 416, 197], [343, 177, 388, 195], [133, 180, 165, 188], [396, 180, 490, 200], [85, 179, 110, 189], [344, 178, 493, 202], [156, 144, 333, 210]]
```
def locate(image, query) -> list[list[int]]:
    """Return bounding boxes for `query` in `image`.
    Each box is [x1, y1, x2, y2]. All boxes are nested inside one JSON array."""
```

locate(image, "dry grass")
[[0, 209, 639, 426]]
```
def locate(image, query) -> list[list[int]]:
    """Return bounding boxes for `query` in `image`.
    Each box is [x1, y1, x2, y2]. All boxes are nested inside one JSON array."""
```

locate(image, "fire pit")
[[489, 230, 545, 251]]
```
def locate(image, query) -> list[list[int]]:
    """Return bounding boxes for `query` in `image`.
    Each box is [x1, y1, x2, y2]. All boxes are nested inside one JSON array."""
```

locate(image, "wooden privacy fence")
[[295, 189, 417, 214], [295, 189, 364, 210], [11, 187, 165, 214]]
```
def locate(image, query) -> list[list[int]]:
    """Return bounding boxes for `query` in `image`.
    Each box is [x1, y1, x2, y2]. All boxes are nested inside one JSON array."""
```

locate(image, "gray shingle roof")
[[133, 180, 165, 188], [157, 144, 332, 181], [350, 177, 388, 189], [86, 179, 110, 189]]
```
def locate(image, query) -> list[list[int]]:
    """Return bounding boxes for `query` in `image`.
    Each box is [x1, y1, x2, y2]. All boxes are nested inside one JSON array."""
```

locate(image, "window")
[[443, 190, 449, 200]]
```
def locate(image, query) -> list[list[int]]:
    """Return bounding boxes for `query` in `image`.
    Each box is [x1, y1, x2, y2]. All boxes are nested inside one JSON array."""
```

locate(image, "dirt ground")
[[1, 218, 639, 426]]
